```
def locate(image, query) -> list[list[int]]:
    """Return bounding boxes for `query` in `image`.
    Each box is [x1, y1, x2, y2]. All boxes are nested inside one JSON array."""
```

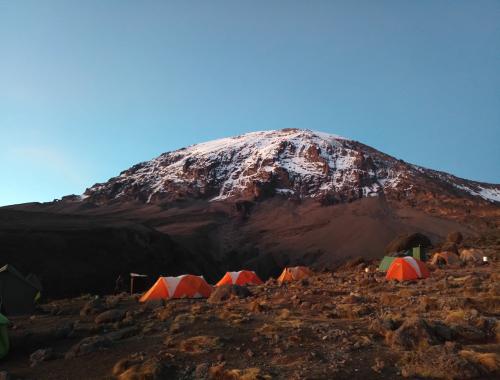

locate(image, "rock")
[[105, 294, 121, 308], [80, 297, 106, 317], [105, 326, 139, 342], [30, 348, 53, 367], [65, 335, 112, 358], [55, 321, 74, 339], [432, 321, 455, 341], [385, 233, 431, 254], [208, 285, 252, 303], [179, 336, 221, 354], [113, 354, 176, 380], [169, 313, 195, 333], [453, 324, 487, 343], [371, 357, 385, 373], [247, 300, 265, 313], [143, 299, 165, 311], [441, 241, 459, 254], [95, 309, 126, 324], [447, 231, 464, 245]]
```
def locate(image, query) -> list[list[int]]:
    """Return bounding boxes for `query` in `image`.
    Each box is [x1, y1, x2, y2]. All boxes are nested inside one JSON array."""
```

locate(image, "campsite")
[[1, 2, 500, 379], [0, 232, 499, 380]]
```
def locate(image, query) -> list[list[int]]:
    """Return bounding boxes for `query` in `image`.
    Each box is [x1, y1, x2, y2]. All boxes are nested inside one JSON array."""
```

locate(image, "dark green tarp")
[[0, 265, 41, 316], [412, 246, 427, 261], [378, 256, 396, 271], [0, 312, 8, 359]]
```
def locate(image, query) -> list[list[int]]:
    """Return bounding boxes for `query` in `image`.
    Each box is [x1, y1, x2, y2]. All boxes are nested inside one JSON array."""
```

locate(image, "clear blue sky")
[[1, 1, 499, 206]]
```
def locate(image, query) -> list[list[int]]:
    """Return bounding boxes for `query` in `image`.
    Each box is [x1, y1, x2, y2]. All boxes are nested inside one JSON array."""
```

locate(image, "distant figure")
[[114, 274, 124, 294]]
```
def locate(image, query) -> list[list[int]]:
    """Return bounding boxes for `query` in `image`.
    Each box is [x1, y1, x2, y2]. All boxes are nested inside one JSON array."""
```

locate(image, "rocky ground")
[[1, 261, 499, 380]]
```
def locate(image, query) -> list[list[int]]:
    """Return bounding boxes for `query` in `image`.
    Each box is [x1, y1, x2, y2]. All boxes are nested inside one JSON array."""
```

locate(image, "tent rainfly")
[[139, 275, 212, 302], [386, 257, 430, 281], [216, 270, 263, 287], [277, 266, 312, 284]]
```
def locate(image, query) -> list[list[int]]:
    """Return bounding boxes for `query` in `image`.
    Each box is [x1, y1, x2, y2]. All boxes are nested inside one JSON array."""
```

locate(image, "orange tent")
[[216, 270, 263, 287], [386, 257, 429, 281], [139, 275, 212, 302], [277, 266, 312, 284]]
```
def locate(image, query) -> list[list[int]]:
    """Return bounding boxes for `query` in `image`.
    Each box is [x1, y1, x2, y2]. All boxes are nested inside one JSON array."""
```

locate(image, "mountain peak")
[[82, 130, 500, 207]]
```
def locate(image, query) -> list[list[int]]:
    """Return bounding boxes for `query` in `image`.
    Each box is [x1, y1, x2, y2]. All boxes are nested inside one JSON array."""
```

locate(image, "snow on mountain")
[[82, 129, 500, 205]]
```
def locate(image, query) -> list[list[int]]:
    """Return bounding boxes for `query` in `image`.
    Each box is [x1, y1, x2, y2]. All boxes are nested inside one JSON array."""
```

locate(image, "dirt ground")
[[1, 261, 499, 380]]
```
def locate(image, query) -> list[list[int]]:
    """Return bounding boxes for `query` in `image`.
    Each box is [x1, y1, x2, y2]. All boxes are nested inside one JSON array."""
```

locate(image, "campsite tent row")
[[140, 266, 311, 302]]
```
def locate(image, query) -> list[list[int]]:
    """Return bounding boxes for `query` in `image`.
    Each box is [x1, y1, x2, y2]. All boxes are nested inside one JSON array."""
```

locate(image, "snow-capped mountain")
[[82, 128, 500, 206]]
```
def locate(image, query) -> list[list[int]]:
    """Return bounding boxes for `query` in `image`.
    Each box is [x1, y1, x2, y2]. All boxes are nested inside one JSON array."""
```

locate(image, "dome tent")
[[386, 257, 429, 281], [139, 275, 212, 302], [277, 266, 312, 284], [216, 270, 263, 287]]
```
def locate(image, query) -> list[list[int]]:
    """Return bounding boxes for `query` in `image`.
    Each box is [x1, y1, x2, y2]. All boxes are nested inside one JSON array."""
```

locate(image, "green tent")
[[378, 256, 396, 271], [0, 264, 41, 316], [0, 312, 9, 359]]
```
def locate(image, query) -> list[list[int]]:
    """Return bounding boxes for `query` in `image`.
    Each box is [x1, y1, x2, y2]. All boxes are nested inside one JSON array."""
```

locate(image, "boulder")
[[95, 309, 126, 324], [112, 354, 176, 380], [80, 297, 106, 317], [446, 231, 463, 245], [65, 335, 112, 358], [105, 326, 139, 342], [142, 299, 164, 311], [441, 241, 459, 254], [385, 233, 431, 254], [208, 285, 252, 304], [30, 348, 53, 367]]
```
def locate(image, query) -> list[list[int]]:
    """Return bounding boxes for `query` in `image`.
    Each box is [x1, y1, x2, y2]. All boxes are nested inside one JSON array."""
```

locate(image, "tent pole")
[[130, 276, 134, 295]]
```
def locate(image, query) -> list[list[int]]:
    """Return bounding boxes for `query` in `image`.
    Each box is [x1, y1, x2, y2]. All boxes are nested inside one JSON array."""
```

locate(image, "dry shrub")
[[400, 342, 480, 379], [336, 304, 373, 319], [169, 313, 196, 333], [378, 293, 394, 307], [277, 308, 290, 320], [445, 310, 468, 325], [247, 300, 266, 313], [470, 296, 500, 314], [179, 335, 221, 354], [217, 310, 250, 325], [460, 351, 500, 373], [208, 365, 271, 380], [386, 317, 441, 350], [112, 355, 175, 380], [417, 296, 440, 312]]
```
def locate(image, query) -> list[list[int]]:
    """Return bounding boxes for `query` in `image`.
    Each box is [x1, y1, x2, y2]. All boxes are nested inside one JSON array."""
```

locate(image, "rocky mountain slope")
[[81, 129, 500, 211]]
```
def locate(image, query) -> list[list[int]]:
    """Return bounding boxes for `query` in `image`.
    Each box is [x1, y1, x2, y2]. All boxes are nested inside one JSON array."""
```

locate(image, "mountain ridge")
[[79, 129, 499, 209]]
